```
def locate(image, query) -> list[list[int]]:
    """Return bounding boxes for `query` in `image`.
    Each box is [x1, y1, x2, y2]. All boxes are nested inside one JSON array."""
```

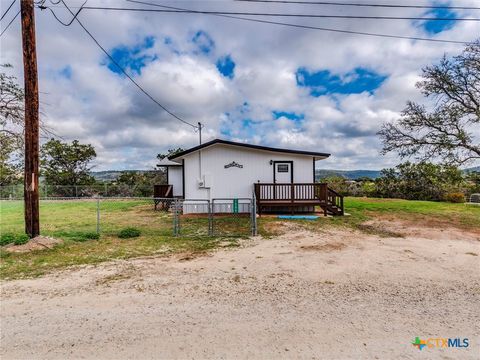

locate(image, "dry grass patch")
[[299, 243, 346, 252]]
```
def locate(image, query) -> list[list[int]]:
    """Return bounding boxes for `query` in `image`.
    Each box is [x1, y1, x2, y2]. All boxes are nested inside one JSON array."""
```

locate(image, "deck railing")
[[253, 183, 343, 215], [154, 185, 173, 198], [254, 183, 328, 202], [326, 187, 344, 215]]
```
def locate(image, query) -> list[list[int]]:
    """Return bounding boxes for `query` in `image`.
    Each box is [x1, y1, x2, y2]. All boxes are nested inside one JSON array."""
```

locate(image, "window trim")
[[273, 161, 294, 183]]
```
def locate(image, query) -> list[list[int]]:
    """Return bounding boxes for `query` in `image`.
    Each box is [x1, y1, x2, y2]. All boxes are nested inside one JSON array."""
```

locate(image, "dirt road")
[[1, 222, 479, 359]]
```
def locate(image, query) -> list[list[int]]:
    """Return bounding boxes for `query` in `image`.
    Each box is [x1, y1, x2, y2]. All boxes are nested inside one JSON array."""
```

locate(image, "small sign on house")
[[224, 161, 243, 169]]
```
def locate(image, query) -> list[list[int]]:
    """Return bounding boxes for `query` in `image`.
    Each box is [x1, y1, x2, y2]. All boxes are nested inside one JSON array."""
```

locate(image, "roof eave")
[[168, 139, 331, 160]]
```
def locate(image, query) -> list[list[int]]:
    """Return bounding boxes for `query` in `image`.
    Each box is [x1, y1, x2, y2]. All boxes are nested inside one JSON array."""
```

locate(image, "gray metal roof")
[[169, 139, 331, 160]]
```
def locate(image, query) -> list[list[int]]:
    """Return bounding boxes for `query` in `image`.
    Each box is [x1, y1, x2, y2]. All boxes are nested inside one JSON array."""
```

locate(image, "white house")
[[158, 139, 343, 215]]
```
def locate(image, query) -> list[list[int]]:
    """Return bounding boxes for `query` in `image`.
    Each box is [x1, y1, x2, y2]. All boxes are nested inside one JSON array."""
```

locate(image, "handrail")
[[254, 183, 327, 186], [253, 183, 344, 215], [327, 187, 342, 198], [326, 186, 344, 215]]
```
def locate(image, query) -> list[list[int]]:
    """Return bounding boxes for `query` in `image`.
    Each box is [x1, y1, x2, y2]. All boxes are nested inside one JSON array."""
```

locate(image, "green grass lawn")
[[258, 197, 480, 237], [344, 197, 480, 228], [0, 199, 242, 279], [1, 197, 479, 280]]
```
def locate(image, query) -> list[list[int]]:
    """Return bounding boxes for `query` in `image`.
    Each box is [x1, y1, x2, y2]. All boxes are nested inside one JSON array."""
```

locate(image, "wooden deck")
[[254, 183, 344, 216], [153, 184, 173, 210]]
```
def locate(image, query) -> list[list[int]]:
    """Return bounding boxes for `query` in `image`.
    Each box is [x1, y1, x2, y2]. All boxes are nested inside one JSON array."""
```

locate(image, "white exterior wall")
[[182, 144, 315, 200], [168, 167, 183, 197]]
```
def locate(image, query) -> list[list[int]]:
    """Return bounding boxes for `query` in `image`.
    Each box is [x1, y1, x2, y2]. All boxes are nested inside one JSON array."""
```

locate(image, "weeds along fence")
[[0, 197, 257, 239]]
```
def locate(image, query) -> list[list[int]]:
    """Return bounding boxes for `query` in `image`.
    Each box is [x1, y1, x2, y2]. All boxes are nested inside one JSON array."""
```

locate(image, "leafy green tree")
[[116, 171, 140, 187], [157, 147, 184, 161], [374, 162, 465, 201], [0, 133, 22, 186], [318, 176, 352, 196], [379, 40, 480, 165], [115, 171, 165, 196], [41, 139, 96, 185], [464, 171, 480, 196]]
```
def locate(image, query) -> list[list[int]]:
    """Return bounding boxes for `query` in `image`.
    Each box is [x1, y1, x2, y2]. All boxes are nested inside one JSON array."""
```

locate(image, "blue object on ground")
[[277, 215, 319, 220]]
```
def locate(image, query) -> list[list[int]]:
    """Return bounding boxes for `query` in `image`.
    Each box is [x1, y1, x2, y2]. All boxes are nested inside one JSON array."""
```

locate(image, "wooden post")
[[21, 0, 40, 237], [290, 183, 294, 214]]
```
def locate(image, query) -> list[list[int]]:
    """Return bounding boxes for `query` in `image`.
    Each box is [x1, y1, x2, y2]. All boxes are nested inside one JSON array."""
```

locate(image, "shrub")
[[85, 232, 100, 240], [73, 232, 100, 242], [0, 233, 15, 246], [14, 234, 30, 245], [118, 227, 141, 239], [444, 192, 466, 203]]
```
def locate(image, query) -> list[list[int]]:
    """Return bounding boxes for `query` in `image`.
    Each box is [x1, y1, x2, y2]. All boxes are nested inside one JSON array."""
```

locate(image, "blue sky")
[[421, 7, 458, 34], [296, 68, 387, 97], [192, 30, 215, 54], [2, 0, 478, 170], [106, 36, 156, 75], [216, 55, 236, 79]]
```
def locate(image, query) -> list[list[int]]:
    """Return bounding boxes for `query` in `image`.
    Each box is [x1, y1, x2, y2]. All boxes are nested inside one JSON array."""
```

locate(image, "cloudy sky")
[[1, 0, 479, 171]]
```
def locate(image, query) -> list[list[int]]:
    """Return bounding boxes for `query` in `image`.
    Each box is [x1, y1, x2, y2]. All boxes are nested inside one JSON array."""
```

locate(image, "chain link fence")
[[211, 198, 256, 237], [0, 184, 155, 199], [1, 197, 257, 239], [172, 198, 257, 237]]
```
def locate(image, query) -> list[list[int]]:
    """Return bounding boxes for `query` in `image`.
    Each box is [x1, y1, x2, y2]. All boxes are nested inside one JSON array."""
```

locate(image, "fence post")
[[96, 198, 100, 234], [208, 200, 213, 236], [252, 195, 257, 236], [173, 198, 178, 236]]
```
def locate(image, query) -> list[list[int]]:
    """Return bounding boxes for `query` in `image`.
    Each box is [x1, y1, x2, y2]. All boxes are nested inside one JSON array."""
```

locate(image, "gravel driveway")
[[1, 222, 479, 359]]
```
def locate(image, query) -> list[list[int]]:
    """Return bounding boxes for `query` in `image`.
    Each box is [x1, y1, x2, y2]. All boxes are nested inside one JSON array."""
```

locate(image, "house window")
[[277, 164, 289, 173]]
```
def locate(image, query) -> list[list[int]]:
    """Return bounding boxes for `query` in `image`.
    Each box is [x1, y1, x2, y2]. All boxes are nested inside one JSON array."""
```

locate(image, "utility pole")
[[198, 122, 202, 178], [198, 122, 202, 145], [21, 0, 40, 237]]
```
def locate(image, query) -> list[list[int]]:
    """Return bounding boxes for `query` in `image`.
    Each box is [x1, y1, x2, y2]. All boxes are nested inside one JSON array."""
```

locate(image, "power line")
[[234, 0, 480, 11], [50, 4, 480, 22], [1, 0, 16, 22], [0, 9, 20, 37], [125, 0, 470, 44], [41, 0, 198, 129]]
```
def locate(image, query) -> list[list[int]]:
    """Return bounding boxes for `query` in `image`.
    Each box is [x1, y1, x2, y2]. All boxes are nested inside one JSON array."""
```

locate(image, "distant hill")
[[91, 170, 157, 182], [93, 165, 479, 183], [315, 169, 382, 180], [316, 165, 480, 181], [464, 166, 480, 173]]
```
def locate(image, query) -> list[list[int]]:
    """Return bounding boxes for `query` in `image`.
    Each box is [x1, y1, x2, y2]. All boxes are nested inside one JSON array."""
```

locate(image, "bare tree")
[[379, 40, 480, 165], [0, 64, 56, 150], [0, 64, 25, 147]]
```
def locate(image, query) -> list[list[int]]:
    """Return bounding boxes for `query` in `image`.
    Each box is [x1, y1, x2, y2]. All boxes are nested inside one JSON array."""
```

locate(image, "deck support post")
[[290, 183, 294, 214]]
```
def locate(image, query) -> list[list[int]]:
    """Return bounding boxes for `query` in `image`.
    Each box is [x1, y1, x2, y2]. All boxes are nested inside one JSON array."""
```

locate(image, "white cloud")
[[1, 0, 479, 170]]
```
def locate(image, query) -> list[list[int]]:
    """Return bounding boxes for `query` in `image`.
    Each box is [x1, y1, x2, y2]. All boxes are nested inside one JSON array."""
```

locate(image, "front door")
[[274, 161, 293, 183]]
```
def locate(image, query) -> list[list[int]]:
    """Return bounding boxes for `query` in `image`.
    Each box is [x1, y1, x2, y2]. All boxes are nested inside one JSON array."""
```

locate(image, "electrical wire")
[[40, 0, 87, 26], [126, 0, 471, 44], [41, 0, 198, 129], [49, 4, 480, 22], [0, 9, 20, 37], [1, 0, 16, 22], [233, 0, 480, 11]]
